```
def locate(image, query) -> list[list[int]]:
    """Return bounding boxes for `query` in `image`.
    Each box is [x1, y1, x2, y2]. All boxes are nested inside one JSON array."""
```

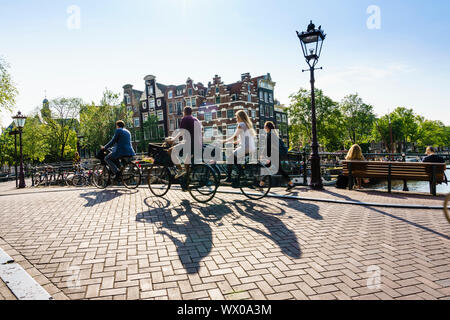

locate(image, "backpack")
[[335, 175, 348, 189]]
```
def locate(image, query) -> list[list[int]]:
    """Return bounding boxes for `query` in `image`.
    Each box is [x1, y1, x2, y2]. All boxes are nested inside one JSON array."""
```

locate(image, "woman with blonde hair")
[[345, 144, 365, 189], [222, 110, 256, 183]]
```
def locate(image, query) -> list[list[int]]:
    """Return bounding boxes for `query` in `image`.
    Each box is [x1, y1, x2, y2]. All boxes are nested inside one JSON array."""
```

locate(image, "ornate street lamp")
[[297, 21, 326, 190], [12, 111, 27, 189]]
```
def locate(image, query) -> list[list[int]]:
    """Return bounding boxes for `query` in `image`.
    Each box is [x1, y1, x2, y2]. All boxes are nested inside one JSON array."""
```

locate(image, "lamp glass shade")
[[12, 112, 27, 129]]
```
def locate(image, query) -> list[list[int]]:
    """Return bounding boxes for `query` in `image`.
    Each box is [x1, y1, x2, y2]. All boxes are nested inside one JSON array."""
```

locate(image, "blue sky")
[[1, 0, 450, 126]]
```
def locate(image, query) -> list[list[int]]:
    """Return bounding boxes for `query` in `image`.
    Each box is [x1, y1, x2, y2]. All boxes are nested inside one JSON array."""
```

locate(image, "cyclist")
[[222, 110, 257, 183], [101, 120, 136, 180], [165, 107, 203, 179]]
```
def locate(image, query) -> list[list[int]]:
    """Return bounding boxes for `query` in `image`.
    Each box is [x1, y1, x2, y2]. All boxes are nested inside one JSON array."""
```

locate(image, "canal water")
[[372, 168, 450, 194]]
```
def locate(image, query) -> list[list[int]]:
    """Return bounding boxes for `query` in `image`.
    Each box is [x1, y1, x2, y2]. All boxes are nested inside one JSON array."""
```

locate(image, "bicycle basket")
[[148, 143, 173, 167]]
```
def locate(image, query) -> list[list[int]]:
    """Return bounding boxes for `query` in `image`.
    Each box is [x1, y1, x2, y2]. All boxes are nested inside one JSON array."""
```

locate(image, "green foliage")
[[80, 89, 132, 153], [287, 88, 345, 152], [339, 94, 376, 146], [22, 115, 49, 163], [0, 128, 15, 166], [0, 57, 18, 114]]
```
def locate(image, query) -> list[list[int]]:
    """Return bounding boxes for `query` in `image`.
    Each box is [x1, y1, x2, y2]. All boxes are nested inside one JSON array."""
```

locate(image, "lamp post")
[[297, 21, 326, 190], [12, 111, 27, 189], [8, 130, 19, 188]]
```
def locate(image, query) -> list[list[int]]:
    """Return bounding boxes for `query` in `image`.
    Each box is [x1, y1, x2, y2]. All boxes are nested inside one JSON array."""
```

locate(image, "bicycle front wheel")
[[239, 165, 272, 200], [188, 165, 219, 203], [72, 174, 87, 187], [148, 165, 171, 197], [121, 163, 142, 189], [92, 164, 109, 189]]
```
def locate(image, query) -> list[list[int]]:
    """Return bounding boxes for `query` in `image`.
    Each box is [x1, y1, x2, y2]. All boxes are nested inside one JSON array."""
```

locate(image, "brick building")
[[123, 72, 289, 152]]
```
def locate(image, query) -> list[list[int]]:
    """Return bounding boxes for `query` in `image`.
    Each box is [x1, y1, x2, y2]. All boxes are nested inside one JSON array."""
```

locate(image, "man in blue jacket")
[[102, 120, 136, 179]]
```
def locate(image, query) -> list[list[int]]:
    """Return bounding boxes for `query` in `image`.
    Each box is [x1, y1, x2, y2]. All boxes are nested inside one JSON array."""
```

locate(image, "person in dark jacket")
[[262, 121, 295, 192], [102, 120, 136, 179], [423, 146, 445, 163]]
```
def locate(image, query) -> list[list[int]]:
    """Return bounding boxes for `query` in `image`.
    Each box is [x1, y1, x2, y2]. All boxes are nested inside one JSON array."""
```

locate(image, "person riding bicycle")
[[101, 120, 136, 180], [165, 107, 203, 179]]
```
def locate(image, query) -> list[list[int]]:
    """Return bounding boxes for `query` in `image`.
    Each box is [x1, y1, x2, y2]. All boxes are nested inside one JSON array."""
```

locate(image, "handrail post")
[[402, 153, 409, 192]]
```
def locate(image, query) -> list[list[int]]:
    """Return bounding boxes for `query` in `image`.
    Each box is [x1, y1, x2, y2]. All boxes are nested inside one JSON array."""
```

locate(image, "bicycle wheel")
[[72, 174, 87, 187], [121, 162, 142, 189], [148, 165, 171, 197], [445, 194, 450, 224], [188, 165, 219, 203], [33, 172, 42, 187], [239, 165, 272, 200], [92, 164, 109, 189]]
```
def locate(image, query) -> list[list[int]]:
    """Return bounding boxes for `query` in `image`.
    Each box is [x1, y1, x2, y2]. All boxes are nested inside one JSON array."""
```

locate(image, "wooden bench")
[[342, 161, 447, 196]]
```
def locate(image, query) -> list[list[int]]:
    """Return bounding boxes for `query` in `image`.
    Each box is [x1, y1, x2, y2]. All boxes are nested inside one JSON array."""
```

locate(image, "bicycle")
[[147, 143, 219, 203], [92, 150, 142, 190], [210, 157, 272, 200], [72, 163, 91, 187], [445, 193, 450, 224]]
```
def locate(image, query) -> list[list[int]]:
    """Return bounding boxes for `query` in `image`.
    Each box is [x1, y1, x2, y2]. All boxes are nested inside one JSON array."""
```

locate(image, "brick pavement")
[[0, 181, 449, 300]]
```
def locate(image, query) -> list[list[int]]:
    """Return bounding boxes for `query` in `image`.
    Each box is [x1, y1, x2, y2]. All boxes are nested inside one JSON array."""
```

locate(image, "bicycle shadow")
[[230, 200, 302, 259], [80, 189, 138, 207], [136, 199, 234, 274]]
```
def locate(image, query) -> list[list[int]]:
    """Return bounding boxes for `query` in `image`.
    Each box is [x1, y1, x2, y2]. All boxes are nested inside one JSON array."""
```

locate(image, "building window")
[[148, 85, 154, 95], [127, 106, 132, 113], [270, 107, 274, 117], [276, 114, 281, 122], [168, 91, 173, 99], [186, 99, 191, 107], [191, 98, 196, 108], [134, 118, 140, 128], [204, 127, 213, 138], [188, 88, 193, 96], [157, 110, 164, 121], [260, 104, 264, 117], [215, 87, 219, 94], [264, 92, 268, 103], [227, 124, 237, 137], [251, 109, 256, 119], [143, 112, 149, 123], [150, 99, 155, 109], [193, 112, 198, 118], [157, 99, 162, 107], [177, 102, 183, 115], [125, 94, 131, 104], [205, 112, 212, 122], [170, 120, 175, 131], [259, 91, 263, 100], [248, 93, 251, 102], [227, 109, 234, 119], [133, 106, 138, 113], [142, 102, 147, 110], [168, 103, 173, 114], [215, 96, 220, 104], [269, 93, 273, 103]]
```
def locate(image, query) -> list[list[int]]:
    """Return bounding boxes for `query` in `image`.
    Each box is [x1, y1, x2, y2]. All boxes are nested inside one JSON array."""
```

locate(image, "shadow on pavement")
[[230, 200, 302, 259], [136, 199, 234, 274], [79, 189, 138, 207]]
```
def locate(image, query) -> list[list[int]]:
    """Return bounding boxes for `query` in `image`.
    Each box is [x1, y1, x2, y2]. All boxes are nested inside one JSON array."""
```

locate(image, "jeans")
[[105, 153, 120, 174]]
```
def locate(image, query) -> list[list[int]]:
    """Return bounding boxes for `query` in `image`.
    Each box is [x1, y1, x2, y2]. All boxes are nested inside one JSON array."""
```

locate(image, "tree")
[[287, 88, 345, 152], [0, 57, 18, 114], [417, 119, 447, 151], [41, 97, 81, 161], [339, 94, 376, 147], [80, 90, 132, 154], [0, 128, 15, 166], [22, 115, 50, 163]]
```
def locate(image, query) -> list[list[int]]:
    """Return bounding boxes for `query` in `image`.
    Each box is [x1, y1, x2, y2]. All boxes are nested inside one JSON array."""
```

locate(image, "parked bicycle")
[[72, 162, 93, 187], [92, 149, 142, 190], [33, 165, 71, 187], [146, 143, 219, 203]]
